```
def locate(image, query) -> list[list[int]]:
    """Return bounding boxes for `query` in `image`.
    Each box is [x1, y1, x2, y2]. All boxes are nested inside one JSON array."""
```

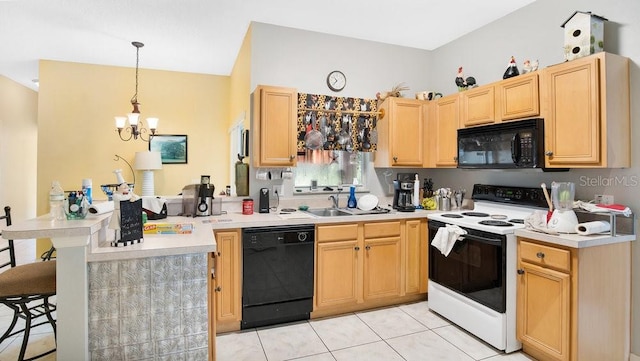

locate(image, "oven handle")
[[459, 234, 503, 247]]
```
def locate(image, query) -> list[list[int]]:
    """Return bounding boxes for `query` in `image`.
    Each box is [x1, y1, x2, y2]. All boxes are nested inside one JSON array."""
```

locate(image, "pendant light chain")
[[130, 41, 144, 112]]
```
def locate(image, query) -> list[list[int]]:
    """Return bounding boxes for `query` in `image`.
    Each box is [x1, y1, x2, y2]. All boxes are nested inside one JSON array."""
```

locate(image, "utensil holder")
[[438, 197, 451, 211]]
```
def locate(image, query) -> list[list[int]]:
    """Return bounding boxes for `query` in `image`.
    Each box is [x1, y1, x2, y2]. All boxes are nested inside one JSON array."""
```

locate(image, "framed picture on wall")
[[149, 134, 188, 164]]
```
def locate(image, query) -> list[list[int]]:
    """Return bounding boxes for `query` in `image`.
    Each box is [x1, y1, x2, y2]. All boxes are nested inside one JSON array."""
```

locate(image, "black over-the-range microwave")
[[457, 118, 564, 171]]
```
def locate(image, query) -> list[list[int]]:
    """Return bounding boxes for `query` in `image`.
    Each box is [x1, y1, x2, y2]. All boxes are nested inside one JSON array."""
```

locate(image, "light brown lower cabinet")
[[516, 237, 631, 361], [212, 230, 242, 334], [314, 219, 427, 317]]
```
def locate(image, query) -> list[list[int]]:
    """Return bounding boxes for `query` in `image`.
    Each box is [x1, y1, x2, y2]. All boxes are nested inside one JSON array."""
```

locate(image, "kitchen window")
[[294, 151, 369, 190]]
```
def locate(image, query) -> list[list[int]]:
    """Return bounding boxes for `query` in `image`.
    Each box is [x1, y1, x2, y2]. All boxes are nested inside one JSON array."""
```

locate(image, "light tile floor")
[[217, 302, 537, 361], [1, 239, 537, 361]]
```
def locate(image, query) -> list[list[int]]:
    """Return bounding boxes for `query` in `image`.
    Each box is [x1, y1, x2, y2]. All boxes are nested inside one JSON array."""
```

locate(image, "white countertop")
[[199, 208, 434, 230], [88, 216, 217, 262], [2, 213, 112, 240], [515, 228, 635, 248]]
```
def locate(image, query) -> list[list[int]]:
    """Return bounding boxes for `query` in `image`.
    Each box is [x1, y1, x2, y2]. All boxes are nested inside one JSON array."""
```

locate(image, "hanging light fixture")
[[115, 41, 158, 142]]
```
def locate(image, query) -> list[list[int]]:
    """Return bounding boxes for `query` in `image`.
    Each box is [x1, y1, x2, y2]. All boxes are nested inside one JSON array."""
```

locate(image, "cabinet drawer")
[[317, 224, 358, 242], [364, 221, 401, 238], [520, 240, 571, 273]]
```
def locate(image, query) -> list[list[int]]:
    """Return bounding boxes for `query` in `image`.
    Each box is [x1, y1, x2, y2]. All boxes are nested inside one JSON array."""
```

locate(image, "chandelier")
[[115, 41, 158, 142]]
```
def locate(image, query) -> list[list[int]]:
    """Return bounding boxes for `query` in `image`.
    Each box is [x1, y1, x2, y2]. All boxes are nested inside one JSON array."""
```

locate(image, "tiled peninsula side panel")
[[88, 254, 209, 361]]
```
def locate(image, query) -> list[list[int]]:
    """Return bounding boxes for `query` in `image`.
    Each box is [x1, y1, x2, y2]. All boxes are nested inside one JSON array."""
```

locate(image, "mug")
[[416, 91, 443, 101], [426, 91, 443, 100]]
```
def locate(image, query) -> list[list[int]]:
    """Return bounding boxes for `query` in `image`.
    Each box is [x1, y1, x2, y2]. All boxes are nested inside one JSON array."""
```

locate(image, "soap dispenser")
[[347, 186, 357, 208]]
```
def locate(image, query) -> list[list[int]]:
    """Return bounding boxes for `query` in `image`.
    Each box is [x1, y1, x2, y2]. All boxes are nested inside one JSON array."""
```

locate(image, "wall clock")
[[326, 70, 346, 92]]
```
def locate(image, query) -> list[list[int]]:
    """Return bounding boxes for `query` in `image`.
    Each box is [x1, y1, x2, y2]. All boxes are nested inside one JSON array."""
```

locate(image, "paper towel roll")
[[88, 201, 115, 215], [575, 221, 611, 235]]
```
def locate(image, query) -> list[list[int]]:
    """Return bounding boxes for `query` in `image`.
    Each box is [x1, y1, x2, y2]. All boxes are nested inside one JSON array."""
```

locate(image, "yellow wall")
[[229, 24, 252, 130], [0, 75, 38, 223], [37, 60, 231, 217]]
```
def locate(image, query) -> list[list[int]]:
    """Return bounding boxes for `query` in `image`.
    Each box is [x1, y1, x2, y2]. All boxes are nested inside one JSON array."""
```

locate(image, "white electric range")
[[427, 184, 548, 353]]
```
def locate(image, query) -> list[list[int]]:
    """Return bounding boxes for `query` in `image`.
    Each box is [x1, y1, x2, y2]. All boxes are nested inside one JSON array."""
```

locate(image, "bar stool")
[[0, 206, 57, 361]]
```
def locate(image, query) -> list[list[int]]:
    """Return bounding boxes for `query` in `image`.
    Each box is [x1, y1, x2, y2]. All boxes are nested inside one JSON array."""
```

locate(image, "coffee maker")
[[393, 173, 416, 212], [195, 175, 215, 217]]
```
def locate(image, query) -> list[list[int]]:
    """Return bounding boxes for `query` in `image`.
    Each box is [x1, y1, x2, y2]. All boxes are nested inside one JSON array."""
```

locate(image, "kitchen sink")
[[304, 208, 353, 217]]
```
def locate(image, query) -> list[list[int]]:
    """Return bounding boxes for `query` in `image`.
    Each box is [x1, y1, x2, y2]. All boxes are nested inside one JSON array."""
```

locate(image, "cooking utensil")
[[305, 113, 323, 150], [540, 183, 553, 212]]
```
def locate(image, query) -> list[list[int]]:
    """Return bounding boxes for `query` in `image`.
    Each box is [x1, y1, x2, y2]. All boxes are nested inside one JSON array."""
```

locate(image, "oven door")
[[428, 220, 506, 313]]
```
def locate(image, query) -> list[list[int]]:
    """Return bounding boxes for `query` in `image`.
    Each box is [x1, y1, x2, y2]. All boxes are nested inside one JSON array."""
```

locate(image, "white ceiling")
[[0, 0, 536, 91]]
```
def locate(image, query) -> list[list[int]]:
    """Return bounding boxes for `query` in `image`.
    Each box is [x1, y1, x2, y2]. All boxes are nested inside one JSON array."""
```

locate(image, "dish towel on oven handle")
[[431, 224, 467, 257]]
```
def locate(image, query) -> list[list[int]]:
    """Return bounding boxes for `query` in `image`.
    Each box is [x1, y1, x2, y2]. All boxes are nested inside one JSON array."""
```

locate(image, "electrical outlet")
[[601, 195, 614, 205], [594, 194, 603, 204], [272, 185, 282, 195]]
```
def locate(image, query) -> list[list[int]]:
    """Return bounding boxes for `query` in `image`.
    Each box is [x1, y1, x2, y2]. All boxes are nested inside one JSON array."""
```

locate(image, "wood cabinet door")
[[363, 236, 402, 300], [213, 230, 242, 332], [517, 261, 570, 361], [404, 219, 427, 295], [389, 99, 424, 166], [498, 72, 539, 121], [434, 95, 459, 167], [460, 85, 495, 127], [253, 86, 297, 167], [543, 57, 600, 167], [208, 252, 216, 360], [316, 239, 360, 308]]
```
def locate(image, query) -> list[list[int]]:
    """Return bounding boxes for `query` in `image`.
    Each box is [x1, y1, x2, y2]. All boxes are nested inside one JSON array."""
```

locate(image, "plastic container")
[[347, 186, 357, 208], [49, 181, 65, 221]]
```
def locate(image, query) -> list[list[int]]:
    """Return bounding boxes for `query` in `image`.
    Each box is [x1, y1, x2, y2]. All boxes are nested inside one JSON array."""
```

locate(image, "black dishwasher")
[[241, 224, 315, 329]]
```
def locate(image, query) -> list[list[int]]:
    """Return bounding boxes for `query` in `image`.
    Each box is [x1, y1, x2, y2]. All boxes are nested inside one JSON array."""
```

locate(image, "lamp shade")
[[134, 151, 162, 170]]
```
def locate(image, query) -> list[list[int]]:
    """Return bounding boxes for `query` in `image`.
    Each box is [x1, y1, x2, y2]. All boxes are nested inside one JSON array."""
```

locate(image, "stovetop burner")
[[462, 212, 490, 217], [508, 219, 524, 224], [478, 220, 514, 227], [441, 214, 464, 218]]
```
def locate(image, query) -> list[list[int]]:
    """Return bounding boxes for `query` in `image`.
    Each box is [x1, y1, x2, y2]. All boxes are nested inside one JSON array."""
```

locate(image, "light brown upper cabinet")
[[252, 85, 298, 167], [374, 97, 424, 167], [460, 85, 495, 127], [460, 72, 540, 127], [542, 52, 629, 168], [431, 94, 460, 167]]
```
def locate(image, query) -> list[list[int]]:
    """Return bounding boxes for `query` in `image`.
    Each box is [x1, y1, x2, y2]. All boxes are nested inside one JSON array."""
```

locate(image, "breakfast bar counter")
[[1, 213, 217, 361]]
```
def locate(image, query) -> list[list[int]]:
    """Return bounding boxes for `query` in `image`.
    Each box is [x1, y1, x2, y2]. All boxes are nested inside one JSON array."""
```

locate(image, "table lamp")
[[134, 151, 162, 196]]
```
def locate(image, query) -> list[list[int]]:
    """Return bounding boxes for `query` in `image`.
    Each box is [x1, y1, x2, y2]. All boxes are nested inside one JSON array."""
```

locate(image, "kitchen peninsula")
[[1, 213, 217, 361]]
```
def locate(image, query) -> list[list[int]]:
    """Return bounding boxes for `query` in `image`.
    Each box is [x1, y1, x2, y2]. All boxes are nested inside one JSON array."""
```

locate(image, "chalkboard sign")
[[112, 199, 143, 247]]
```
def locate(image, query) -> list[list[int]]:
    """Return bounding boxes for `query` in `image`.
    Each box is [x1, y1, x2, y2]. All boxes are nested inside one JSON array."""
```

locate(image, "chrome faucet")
[[328, 187, 343, 208]]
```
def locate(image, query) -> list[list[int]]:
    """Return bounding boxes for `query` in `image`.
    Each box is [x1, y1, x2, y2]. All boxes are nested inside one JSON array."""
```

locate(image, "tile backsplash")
[[88, 253, 209, 361]]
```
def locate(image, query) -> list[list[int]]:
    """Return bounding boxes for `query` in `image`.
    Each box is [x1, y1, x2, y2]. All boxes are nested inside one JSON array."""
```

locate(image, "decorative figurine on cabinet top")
[[503, 56, 520, 79], [455, 67, 477, 92], [561, 11, 607, 61], [522, 59, 539, 73]]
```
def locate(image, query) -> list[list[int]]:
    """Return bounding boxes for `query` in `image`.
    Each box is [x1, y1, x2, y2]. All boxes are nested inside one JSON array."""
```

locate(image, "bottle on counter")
[[413, 174, 420, 207], [82, 178, 92, 204], [347, 186, 357, 208], [49, 180, 65, 221]]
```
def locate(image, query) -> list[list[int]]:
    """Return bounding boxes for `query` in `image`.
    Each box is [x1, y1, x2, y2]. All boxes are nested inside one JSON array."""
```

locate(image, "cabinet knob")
[[365, 245, 371, 251], [354, 246, 360, 251], [536, 252, 545, 259], [289, 155, 295, 161], [215, 286, 222, 292], [453, 156, 458, 161], [545, 151, 553, 157], [393, 156, 398, 163], [517, 269, 525, 275]]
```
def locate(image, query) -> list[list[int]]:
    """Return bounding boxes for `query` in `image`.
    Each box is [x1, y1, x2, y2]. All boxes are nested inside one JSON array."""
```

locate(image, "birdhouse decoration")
[[561, 11, 608, 61]]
